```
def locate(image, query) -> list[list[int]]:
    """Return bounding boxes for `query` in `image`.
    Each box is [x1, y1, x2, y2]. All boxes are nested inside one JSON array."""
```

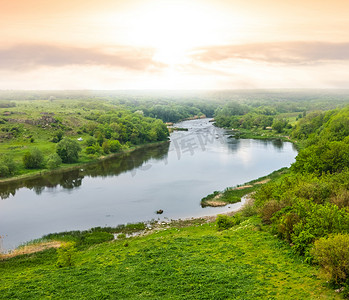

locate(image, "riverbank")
[[218, 125, 302, 150], [0, 140, 169, 186], [201, 168, 289, 207]]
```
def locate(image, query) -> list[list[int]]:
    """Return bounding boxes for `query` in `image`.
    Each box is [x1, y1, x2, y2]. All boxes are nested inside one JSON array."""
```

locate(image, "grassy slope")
[[0, 99, 169, 181], [0, 100, 100, 174], [0, 218, 339, 299]]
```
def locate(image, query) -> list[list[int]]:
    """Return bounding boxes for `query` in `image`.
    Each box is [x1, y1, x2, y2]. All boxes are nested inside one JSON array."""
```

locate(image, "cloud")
[[191, 41, 349, 65], [0, 43, 165, 71]]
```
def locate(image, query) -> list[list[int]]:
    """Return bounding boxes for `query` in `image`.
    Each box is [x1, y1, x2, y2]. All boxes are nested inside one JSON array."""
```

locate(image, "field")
[[0, 217, 340, 299]]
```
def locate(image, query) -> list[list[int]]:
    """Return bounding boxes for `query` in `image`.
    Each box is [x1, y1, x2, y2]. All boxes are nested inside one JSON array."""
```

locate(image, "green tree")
[[109, 140, 121, 153], [0, 155, 18, 177], [56, 138, 81, 163], [102, 140, 111, 154], [23, 148, 45, 169], [272, 118, 288, 133]]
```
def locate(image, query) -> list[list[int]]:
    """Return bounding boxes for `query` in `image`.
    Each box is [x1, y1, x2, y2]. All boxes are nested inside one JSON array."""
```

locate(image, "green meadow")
[[0, 217, 341, 299]]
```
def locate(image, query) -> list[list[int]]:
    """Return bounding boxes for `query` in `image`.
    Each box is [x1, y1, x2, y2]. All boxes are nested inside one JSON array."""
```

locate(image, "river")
[[0, 119, 297, 252]]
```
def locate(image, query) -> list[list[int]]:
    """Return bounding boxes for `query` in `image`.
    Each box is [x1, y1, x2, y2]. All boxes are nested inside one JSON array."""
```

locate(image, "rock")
[[156, 209, 164, 214]]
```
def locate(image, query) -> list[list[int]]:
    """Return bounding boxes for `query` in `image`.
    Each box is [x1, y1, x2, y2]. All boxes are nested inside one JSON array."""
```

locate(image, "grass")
[[0, 217, 340, 299]]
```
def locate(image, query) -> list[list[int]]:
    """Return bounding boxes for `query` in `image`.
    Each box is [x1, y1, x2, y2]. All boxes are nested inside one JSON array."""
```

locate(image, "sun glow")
[[100, 0, 248, 66]]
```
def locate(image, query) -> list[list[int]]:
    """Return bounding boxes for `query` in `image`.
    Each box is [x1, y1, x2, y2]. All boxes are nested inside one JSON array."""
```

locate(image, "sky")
[[1, 0, 349, 90]]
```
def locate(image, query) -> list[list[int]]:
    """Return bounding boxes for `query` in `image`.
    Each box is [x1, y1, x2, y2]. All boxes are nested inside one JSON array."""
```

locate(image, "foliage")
[[292, 139, 349, 174], [51, 130, 64, 143], [46, 153, 62, 169], [85, 144, 101, 155], [109, 140, 121, 153], [272, 117, 289, 133], [101, 140, 110, 154], [56, 138, 82, 163], [216, 214, 242, 230], [216, 214, 234, 230], [23, 148, 45, 169], [312, 234, 349, 283], [0, 219, 340, 299], [253, 105, 349, 267], [85, 136, 97, 147], [56, 242, 77, 268], [81, 231, 114, 245], [0, 155, 18, 177]]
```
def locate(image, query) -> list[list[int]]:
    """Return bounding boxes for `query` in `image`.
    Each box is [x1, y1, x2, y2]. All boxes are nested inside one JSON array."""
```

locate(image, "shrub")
[[102, 141, 110, 154], [0, 156, 18, 177], [312, 234, 349, 283], [56, 138, 81, 163], [117, 233, 126, 239], [46, 153, 62, 169], [85, 146, 97, 155], [23, 148, 45, 169], [330, 189, 349, 208], [241, 203, 258, 217], [216, 215, 234, 231], [56, 242, 77, 268], [260, 200, 283, 225], [51, 130, 64, 143], [85, 136, 97, 147], [216, 214, 242, 231], [277, 212, 300, 242], [82, 232, 114, 245], [109, 140, 121, 153]]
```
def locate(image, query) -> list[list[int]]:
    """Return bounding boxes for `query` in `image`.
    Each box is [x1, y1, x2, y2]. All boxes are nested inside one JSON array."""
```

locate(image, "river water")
[[0, 119, 297, 252]]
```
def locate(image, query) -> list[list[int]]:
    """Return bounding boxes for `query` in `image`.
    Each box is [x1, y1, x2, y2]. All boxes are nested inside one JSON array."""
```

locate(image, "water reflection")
[[272, 139, 284, 149], [0, 143, 170, 199], [226, 137, 241, 153]]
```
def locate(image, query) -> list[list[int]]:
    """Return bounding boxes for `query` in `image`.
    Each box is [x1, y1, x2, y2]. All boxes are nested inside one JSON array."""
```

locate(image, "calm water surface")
[[0, 119, 297, 252]]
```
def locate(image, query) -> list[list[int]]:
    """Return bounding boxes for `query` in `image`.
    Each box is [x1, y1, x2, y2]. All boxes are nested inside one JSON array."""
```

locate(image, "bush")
[[56, 242, 77, 268], [109, 140, 122, 153], [260, 200, 283, 225], [85, 136, 97, 147], [312, 234, 349, 283], [23, 148, 45, 169], [216, 214, 242, 231], [46, 153, 62, 169], [277, 212, 300, 242], [0, 156, 18, 177], [241, 203, 258, 217], [56, 138, 81, 163], [85, 144, 101, 154], [102, 141, 110, 154], [117, 233, 126, 239], [216, 215, 234, 231], [82, 231, 114, 245], [330, 189, 349, 208]]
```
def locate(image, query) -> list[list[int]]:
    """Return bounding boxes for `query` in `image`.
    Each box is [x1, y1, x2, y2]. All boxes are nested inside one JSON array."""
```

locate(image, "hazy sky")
[[1, 0, 349, 89]]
